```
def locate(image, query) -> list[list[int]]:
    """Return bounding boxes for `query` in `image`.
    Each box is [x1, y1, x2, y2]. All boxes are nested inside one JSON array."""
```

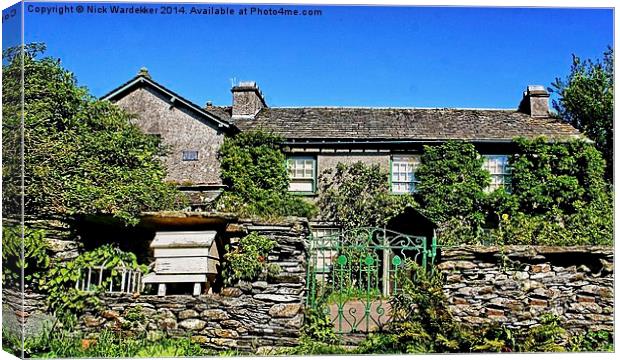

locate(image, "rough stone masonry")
[[438, 245, 614, 334]]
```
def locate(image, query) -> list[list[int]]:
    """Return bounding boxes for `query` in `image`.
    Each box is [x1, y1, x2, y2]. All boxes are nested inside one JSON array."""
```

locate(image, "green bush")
[[510, 137, 608, 215], [2, 226, 50, 290], [418, 138, 612, 246], [318, 161, 414, 229], [216, 130, 317, 219], [222, 232, 279, 285], [415, 141, 490, 228]]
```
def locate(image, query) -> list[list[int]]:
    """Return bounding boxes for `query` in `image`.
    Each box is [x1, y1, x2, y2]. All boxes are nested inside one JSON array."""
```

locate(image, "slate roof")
[[102, 72, 234, 131], [228, 107, 583, 142]]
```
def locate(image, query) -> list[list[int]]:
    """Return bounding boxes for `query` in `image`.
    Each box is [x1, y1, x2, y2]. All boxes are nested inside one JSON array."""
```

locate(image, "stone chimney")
[[519, 85, 550, 117], [231, 81, 267, 119]]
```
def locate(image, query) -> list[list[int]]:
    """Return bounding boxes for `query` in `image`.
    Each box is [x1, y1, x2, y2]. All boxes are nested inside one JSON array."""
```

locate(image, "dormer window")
[[182, 150, 199, 161]]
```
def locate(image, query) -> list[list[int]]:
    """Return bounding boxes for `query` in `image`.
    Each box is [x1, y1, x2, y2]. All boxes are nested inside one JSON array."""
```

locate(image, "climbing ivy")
[[216, 130, 317, 219], [415, 141, 490, 228], [1, 226, 51, 290]]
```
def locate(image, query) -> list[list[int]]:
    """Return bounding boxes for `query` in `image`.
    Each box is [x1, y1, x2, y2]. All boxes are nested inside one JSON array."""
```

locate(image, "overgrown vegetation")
[[2, 225, 50, 291], [551, 48, 613, 181], [216, 130, 317, 219], [415, 141, 490, 228], [318, 161, 414, 229], [293, 262, 614, 354], [491, 137, 613, 246], [222, 232, 280, 285], [40, 245, 146, 317], [2, 43, 185, 225], [316, 138, 611, 246]]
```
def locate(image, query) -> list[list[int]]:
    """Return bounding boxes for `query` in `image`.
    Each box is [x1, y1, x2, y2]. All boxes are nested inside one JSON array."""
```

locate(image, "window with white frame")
[[391, 155, 421, 194], [310, 227, 341, 277], [287, 156, 316, 193], [483, 155, 512, 193]]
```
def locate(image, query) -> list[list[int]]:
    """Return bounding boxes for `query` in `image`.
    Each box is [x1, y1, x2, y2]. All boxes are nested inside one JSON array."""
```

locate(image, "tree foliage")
[[1, 43, 184, 225], [551, 48, 613, 181], [415, 141, 490, 228], [511, 137, 608, 215], [216, 130, 317, 218], [317, 161, 414, 229], [494, 137, 614, 246]]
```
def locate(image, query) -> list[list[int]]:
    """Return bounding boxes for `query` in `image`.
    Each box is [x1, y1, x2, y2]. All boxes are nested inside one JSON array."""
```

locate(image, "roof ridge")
[[269, 106, 519, 111]]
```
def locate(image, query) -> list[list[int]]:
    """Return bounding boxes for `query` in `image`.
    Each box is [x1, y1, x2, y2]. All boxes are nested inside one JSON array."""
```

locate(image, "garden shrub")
[[416, 138, 612, 246], [318, 161, 414, 229], [415, 141, 490, 228], [216, 130, 317, 219], [222, 232, 279, 285], [2, 226, 50, 290]]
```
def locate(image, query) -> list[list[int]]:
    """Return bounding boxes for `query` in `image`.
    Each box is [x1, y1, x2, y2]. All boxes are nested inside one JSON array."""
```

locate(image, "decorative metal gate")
[[306, 227, 436, 334]]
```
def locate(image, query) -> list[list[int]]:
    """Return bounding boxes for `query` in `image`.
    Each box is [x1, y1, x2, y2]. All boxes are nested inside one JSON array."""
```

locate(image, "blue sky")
[[13, 2, 614, 109]]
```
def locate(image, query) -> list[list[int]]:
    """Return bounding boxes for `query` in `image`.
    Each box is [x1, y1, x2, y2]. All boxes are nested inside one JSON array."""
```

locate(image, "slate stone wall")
[[76, 218, 309, 353], [317, 153, 390, 177], [438, 246, 614, 334], [114, 87, 225, 186]]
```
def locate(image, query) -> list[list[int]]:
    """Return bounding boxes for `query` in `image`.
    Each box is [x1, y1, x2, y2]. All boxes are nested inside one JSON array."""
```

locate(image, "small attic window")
[[182, 150, 198, 161]]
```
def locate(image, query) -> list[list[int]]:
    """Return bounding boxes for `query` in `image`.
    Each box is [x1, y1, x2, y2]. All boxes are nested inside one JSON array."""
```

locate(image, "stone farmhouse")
[[103, 68, 584, 237]]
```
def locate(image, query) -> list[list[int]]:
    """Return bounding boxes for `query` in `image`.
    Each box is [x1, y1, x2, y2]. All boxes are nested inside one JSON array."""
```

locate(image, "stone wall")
[[77, 218, 309, 353], [438, 246, 614, 334], [115, 87, 225, 186]]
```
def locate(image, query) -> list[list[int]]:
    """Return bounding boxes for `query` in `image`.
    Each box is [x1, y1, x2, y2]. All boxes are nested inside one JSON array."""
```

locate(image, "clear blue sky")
[[16, 2, 614, 109]]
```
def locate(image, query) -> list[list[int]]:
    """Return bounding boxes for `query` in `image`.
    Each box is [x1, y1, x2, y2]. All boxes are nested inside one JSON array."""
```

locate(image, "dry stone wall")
[[438, 246, 614, 334]]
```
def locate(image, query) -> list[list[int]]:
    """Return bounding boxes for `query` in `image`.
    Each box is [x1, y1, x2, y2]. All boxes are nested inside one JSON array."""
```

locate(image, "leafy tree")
[[415, 141, 490, 228], [216, 130, 316, 218], [2, 43, 184, 225], [551, 48, 613, 181], [317, 161, 414, 229]]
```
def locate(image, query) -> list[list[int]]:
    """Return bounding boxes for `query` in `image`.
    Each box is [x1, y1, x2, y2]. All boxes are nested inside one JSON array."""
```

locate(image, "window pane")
[[391, 155, 421, 193]]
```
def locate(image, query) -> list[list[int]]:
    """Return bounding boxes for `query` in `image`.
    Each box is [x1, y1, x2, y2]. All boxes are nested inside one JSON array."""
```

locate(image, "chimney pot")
[[519, 85, 549, 117]]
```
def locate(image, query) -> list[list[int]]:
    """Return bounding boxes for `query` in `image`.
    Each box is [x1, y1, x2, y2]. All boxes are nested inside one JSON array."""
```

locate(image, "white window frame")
[[287, 155, 317, 193], [483, 155, 512, 193], [391, 155, 421, 194]]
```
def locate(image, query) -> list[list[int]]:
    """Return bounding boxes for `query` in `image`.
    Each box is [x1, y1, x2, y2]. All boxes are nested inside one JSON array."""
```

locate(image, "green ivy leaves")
[[216, 130, 317, 219]]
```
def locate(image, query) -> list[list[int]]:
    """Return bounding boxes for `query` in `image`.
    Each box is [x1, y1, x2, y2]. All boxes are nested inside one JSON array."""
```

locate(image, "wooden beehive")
[[142, 230, 220, 295]]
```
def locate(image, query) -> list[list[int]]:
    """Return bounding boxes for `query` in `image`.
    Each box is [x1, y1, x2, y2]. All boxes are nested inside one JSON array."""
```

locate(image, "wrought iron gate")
[[306, 227, 437, 334]]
